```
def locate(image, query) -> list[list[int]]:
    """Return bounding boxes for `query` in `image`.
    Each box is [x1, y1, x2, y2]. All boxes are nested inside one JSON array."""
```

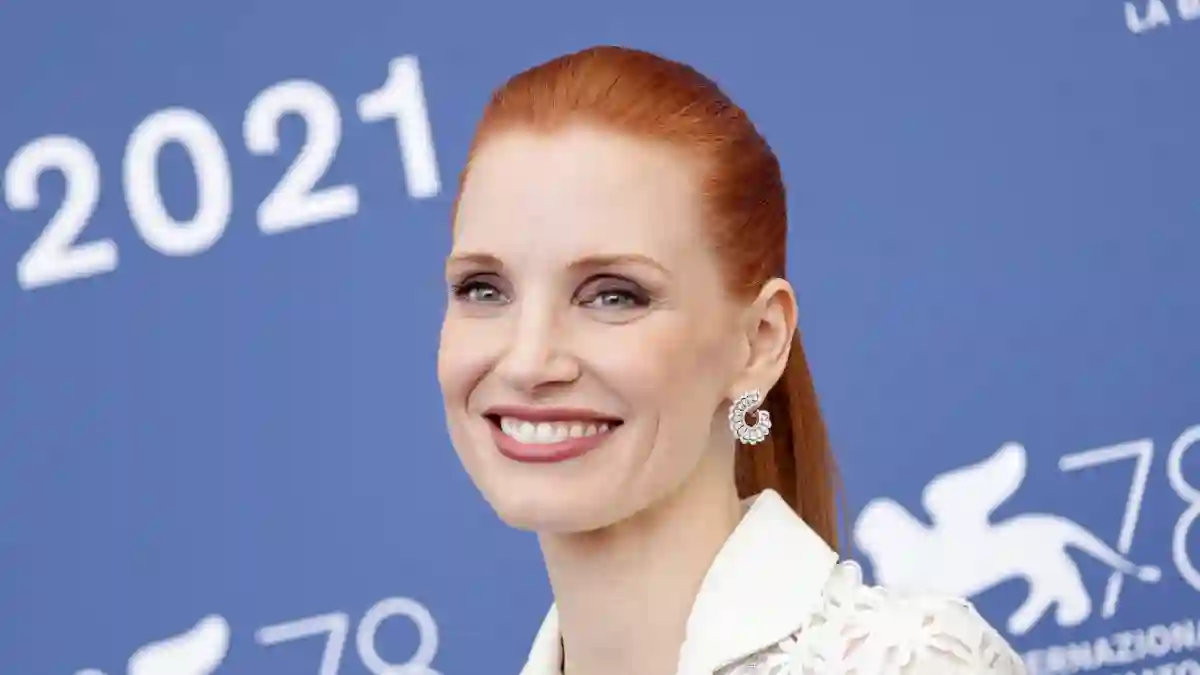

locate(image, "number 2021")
[[2, 55, 440, 292]]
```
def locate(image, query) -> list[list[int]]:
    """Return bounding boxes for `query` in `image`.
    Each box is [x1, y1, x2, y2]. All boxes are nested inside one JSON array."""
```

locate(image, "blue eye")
[[452, 279, 507, 304], [583, 290, 642, 309], [577, 277, 652, 310]]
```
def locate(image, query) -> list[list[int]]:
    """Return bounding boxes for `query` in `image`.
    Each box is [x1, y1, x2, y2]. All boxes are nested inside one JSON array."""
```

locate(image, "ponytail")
[[734, 331, 842, 550]]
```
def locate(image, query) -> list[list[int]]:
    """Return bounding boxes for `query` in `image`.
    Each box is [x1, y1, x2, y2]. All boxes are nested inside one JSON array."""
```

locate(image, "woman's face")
[[438, 126, 746, 534]]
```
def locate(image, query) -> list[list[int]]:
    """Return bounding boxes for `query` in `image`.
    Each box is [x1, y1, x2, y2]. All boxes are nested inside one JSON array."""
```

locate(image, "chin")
[[454, 419, 632, 533], [484, 486, 623, 534], [454, 414, 667, 534]]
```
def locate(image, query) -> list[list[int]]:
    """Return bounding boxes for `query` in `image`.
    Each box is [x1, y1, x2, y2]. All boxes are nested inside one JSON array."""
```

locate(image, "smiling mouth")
[[483, 412, 625, 463], [487, 415, 620, 444]]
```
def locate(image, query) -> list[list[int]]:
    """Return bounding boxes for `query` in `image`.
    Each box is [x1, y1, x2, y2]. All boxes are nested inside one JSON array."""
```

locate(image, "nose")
[[494, 301, 580, 393]]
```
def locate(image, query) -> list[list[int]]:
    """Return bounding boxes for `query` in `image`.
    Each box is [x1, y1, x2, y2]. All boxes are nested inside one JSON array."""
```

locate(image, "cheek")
[[589, 314, 730, 408], [437, 316, 489, 405]]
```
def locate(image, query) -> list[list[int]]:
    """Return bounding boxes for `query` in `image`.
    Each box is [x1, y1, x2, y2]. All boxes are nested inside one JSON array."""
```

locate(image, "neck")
[[538, 453, 742, 675]]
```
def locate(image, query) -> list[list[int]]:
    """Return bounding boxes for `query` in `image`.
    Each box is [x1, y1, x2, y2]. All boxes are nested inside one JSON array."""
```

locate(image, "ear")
[[731, 278, 798, 398]]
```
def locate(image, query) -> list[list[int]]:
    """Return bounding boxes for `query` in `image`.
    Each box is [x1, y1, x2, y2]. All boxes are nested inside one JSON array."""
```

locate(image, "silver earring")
[[729, 389, 771, 445]]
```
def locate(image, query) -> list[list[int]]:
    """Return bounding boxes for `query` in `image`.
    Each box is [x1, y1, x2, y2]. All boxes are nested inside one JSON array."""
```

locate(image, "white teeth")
[[498, 417, 615, 444]]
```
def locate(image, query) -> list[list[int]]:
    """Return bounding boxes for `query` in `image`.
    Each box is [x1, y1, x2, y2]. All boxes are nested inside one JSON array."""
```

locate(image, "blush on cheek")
[[630, 323, 726, 398], [671, 329, 736, 410]]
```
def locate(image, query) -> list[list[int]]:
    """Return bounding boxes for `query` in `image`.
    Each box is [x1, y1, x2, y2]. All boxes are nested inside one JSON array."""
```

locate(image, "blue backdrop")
[[1, 2, 1197, 675]]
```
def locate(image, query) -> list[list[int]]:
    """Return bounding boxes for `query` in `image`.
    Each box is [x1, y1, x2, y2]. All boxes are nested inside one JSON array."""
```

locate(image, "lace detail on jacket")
[[717, 561, 1026, 675]]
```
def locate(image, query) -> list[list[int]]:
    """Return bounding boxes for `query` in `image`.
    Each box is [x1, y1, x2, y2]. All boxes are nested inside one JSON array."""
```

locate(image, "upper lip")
[[483, 405, 623, 423]]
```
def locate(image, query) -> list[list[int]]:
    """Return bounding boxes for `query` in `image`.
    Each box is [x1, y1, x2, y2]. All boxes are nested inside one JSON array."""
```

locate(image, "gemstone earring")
[[729, 389, 771, 445]]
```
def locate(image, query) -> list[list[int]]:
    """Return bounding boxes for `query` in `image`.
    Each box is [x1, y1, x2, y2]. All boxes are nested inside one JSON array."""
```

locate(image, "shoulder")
[[727, 561, 1027, 675]]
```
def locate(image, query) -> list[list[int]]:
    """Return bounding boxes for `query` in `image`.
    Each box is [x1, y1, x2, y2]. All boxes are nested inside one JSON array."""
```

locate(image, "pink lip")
[[483, 406, 622, 464]]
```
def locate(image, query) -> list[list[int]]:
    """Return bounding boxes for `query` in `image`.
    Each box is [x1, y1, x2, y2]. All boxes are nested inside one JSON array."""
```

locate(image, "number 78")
[[255, 597, 440, 675]]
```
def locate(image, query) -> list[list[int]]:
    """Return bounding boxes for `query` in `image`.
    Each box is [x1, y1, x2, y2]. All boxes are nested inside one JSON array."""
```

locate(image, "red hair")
[[453, 46, 841, 549]]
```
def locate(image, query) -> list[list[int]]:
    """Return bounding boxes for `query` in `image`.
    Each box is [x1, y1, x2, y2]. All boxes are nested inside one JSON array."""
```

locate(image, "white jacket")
[[519, 489, 1026, 675]]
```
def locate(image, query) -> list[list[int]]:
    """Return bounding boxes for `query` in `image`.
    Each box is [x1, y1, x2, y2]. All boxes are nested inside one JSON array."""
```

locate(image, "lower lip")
[[489, 422, 616, 464]]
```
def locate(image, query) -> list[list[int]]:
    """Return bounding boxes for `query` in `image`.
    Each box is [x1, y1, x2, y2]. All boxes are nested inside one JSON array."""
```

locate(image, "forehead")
[[453, 126, 708, 258]]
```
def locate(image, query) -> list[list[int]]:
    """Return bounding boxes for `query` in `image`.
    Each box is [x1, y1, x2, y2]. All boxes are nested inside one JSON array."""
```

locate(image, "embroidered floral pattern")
[[719, 561, 1026, 675]]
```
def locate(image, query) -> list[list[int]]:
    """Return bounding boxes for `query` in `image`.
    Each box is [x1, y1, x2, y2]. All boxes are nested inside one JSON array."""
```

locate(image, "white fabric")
[[518, 489, 1026, 675]]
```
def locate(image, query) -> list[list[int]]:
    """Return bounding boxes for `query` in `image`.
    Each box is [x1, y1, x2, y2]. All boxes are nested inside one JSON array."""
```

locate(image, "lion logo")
[[853, 443, 1161, 635]]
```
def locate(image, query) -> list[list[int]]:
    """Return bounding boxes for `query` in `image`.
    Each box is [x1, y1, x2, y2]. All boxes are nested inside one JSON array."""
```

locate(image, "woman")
[[438, 46, 1025, 675]]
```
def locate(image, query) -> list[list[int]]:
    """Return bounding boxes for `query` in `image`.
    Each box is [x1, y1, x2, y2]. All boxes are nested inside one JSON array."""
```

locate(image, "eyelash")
[[580, 285, 650, 310], [450, 279, 506, 304], [450, 276, 652, 310]]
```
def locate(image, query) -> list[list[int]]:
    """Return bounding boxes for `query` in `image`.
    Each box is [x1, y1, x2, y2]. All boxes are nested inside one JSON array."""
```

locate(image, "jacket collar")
[[518, 489, 840, 675]]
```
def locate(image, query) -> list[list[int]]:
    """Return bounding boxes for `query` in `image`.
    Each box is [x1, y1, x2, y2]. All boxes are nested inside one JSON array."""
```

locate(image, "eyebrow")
[[445, 252, 671, 276], [445, 252, 503, 269]]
